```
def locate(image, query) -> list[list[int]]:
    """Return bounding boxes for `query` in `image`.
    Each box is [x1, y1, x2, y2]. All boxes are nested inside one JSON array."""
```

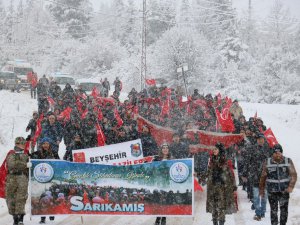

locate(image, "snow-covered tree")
[[48, 0, 92, 39]]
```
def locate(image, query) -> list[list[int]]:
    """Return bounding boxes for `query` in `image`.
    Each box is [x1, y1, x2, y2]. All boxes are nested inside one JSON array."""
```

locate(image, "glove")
[[27, 162, 32, 168]]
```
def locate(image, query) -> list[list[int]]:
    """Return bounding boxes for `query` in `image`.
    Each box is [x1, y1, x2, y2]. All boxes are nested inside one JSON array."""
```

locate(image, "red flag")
[[263, 128, 278, 148], [215, 107, 235, 132], [185, 129, 244, 148], [24, 139, 31, 155], [0, 150, 15, 198], [81, 109, 88, 119], [114, 107, 123, 127], [57, 107, 72, 122], [32, 113, 44, 147], [95, 123, 106, 146], [91, 86, 100, 98], [137, 116, 174, 146], [145, 79, 156, 86], [160, 96, 170, 118], [47, 96, 55, 107], [194, 178, 204, 192], [94, 107, 103, 121]]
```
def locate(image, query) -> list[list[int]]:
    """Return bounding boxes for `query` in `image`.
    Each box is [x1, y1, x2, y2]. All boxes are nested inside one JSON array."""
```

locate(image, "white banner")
[[72, 139, 144, 165]]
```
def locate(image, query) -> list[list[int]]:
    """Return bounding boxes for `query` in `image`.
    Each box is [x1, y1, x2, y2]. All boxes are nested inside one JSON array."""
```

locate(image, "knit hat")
[[272, 144, 283, 154], [15, 137, 26, 145], [40, 137, 53, 144]]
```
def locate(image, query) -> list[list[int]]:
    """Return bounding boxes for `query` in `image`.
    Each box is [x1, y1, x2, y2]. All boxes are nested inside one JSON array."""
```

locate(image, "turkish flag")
[[91, 86, 100, 98], [32, 113, 44, 147], [81, 109, 88, 119], [95, 123, 106, 146], [58, 107, 72, 121], [47, 96, 55, 107], [137, 116, 174, 146], [145, 79, 156, 86], [185, 129, 244, 148], [114, 107, 123, 127], [263, 128, 278, 148], [215, 107, 235, 133], [0, 150, 15, 199]]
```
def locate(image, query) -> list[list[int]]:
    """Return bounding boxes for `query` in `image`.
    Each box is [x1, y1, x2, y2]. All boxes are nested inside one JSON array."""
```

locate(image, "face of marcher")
[[212, 147, 219, 156], [161, 146, 169, 157], [49, 116, 56, 125], [273, 151, 283, 161], [42, 142, 50, 151], [257, 137, 265, 146], [173, 135, 180, 143], [16, 142, 26, 150]]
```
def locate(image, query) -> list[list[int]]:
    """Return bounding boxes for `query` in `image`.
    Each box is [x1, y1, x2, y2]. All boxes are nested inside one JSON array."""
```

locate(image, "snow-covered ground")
[[0, 90, 299, 225]]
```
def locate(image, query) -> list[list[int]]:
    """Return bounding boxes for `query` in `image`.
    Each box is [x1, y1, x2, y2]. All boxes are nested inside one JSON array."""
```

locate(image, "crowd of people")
[[2, 74, 297, 225]]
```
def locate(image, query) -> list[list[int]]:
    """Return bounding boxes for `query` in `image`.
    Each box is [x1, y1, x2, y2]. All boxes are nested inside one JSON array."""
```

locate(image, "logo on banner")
[[169, 162, 189, 183], [73, 152, 86, 162], [33, 163, 54, 183], [131, 143, 142, 157]]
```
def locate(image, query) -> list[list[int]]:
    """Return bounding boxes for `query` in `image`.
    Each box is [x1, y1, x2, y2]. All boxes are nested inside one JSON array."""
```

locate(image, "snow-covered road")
[[0, 90, 299, 225]]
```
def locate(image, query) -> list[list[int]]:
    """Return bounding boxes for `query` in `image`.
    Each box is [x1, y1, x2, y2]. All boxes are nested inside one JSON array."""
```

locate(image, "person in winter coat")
[[113, 77, 122, 95], [40, 115, 63, 154], [169, 133, 189, 159], [82, 116, 98, 148], [242, 133, 270, 220], [5, 137, 29, 225], [26, 111, 39, 152], [102, 78, 110, 97], [206, 143, 237, 225], [30, 137, 59, 224], [63, 134, 85, 162], [139, 125, 158, 157], [259, 144, 297, 225], [154, 143, 172, 225], [229, 100, 243, 121]]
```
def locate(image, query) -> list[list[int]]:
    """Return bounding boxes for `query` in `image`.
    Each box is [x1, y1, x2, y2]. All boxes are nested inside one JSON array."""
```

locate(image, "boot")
[[39, 217, 46, 224], [161, 217, 166, 225], [18, 214, 24, 225], [154, 217, 161, 225], [49, 216, 55, 221], [219, 220, 225, 225], [13, 215, 19, 225], [212, 219, 218, 225]]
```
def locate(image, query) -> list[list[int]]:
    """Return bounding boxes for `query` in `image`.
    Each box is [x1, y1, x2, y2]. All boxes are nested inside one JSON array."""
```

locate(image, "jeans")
[[253, 187, 267, 217], [268, 192, 289, 225]]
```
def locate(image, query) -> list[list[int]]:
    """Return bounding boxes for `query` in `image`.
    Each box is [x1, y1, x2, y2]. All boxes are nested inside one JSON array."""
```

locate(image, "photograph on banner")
[[72, 139, 145, 165], [30, 159, 193, 216]]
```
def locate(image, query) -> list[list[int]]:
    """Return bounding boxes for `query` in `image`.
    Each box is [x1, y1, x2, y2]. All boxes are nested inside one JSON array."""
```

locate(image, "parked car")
[[50, 73, 76, 89], [0, 71, 19, 91], [75, 78, 102, 95], [1, 59, 33, 90]]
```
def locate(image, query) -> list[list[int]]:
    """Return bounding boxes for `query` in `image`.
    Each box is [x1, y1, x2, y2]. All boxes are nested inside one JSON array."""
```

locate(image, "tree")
[[148, 26, 213, 94], [48, 0, 92, 39], [147, 0, 176, 45]]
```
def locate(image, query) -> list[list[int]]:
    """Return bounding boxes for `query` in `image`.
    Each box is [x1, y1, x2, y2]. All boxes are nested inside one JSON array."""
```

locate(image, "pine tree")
[[48, 0, 92, 39]]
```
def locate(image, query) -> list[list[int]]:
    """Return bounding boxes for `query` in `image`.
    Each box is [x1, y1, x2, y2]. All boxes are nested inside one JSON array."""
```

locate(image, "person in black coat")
[[169, 133, 189, 159], [63, 134, 85, 162], [139, 125, 158, 157]]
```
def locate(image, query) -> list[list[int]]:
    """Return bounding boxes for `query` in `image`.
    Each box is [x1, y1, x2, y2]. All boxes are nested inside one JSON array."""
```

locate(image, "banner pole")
[[81, 216, 84, 224]]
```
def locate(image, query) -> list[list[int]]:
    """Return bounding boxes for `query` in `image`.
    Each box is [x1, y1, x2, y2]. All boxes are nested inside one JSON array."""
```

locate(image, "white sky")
[[2, 0, 300, 19]]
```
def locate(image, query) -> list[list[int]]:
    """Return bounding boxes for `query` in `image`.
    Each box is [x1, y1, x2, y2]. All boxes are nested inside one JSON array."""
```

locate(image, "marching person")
[[206, 143, 237, 225], [259, 144, 297, 225], [154, 143, 172, 225], [5, 137, 29, 225]]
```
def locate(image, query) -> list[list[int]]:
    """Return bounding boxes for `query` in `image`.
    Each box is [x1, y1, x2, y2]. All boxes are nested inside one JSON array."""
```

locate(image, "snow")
[[0, 90, 299, 225]]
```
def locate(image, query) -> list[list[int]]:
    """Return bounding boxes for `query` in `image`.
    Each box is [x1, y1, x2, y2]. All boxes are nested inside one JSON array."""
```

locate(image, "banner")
[[72, 139, 144, 165], [30, 159, 194, 216]]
